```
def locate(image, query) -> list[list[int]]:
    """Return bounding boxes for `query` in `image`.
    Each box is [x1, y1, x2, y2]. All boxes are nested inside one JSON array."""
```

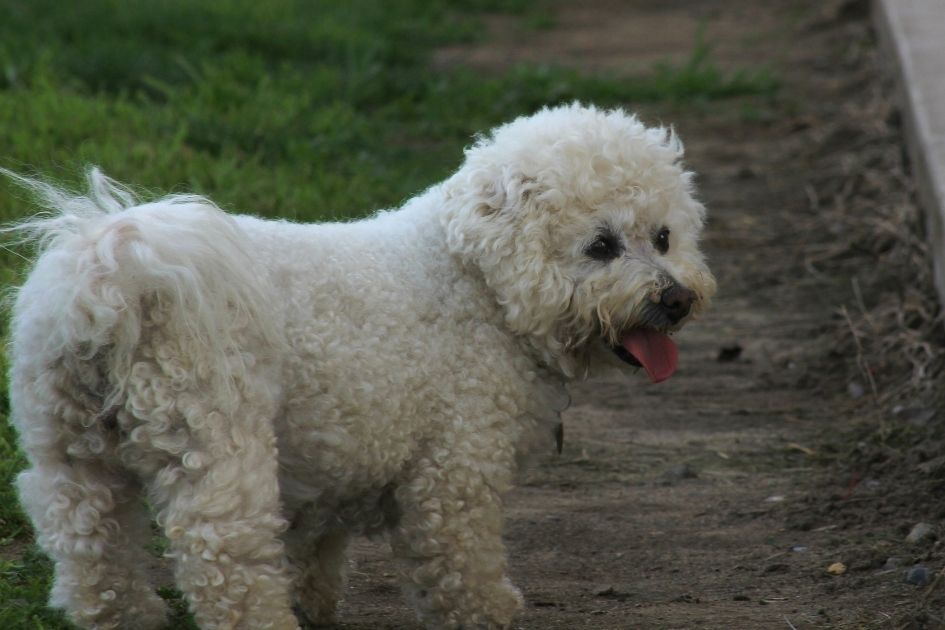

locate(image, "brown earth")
[[326, 1, 945, 628]]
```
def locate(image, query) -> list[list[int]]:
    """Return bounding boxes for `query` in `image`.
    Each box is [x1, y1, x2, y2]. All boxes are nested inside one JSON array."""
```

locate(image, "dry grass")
[[799, 69, 945, 408], [790, 37, 945, 624]]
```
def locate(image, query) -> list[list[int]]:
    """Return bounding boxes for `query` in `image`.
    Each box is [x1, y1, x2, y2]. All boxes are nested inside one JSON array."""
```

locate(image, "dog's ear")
[[441, 166, 578, 373], [441, 164, 547, 257], [471, 174, 541, 217]]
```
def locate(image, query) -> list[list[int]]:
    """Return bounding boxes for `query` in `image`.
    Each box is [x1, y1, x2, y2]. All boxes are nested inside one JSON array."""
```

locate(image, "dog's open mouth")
[[612, 328, 678, 384]]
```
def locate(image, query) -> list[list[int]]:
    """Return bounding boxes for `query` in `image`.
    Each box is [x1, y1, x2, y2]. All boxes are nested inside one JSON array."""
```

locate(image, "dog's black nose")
[[660, 285, 696, 324]]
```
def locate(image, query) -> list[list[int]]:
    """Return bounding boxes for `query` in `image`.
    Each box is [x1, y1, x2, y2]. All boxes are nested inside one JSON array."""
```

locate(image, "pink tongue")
[[621, 329, 679, 383]]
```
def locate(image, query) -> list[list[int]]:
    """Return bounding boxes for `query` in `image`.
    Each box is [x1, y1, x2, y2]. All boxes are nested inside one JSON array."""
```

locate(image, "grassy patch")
[[0, 547, 70, 629], [0, 1, 777, 227], [0, 1, 777, 626]]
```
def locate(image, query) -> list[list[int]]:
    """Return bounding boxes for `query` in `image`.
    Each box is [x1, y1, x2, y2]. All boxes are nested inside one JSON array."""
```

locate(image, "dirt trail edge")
[[334, 2, 939, 628]]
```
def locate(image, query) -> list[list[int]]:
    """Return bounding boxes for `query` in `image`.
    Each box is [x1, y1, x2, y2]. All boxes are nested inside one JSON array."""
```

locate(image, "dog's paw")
[[293, 602, 335, 629]]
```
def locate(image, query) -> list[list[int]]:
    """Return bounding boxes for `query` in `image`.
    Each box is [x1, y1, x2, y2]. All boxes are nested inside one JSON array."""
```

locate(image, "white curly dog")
[[6, 104, 715, 629]]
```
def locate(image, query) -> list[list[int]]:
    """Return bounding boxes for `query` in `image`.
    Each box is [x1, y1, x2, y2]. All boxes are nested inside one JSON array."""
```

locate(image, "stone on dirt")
[[846, 381, 865, 399], [884, 557, 903, 570], [905, 565, 931, 587], [663, 463, 698, 480], [905, 522, 935, 543]]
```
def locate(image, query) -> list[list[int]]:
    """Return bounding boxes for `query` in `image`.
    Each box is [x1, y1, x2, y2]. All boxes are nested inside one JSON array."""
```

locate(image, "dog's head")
[[441, 103, 716, 380]]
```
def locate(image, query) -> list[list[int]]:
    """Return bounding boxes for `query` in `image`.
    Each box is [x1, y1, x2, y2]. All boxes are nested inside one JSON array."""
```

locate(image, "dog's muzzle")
[[607, 284, 696, 383]]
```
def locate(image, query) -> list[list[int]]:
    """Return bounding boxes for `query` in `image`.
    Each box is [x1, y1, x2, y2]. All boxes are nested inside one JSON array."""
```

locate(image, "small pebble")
[[717, 344, 743, 362], [847, 381, 865, 399], [594, 585, 631, 600], [906, 522, 935, 544], [906, 565, 931, 587], [884, 557, 903, 570], [826, 562, 846, 575], [765, 495, 785, 503], [791, 545, 808, 553], [664, 463, 698, 480]]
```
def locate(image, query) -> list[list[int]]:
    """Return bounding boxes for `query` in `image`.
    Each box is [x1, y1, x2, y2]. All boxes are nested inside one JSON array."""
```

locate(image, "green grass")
[[0, 1, 777, 627]]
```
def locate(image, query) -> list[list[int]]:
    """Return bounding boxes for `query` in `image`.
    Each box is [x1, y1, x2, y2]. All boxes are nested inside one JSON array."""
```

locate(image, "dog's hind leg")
[[126, 355, 299, 630], [11, 364, 169, 630], [285, 524, 349, 626], [6, 168, 298, 628]]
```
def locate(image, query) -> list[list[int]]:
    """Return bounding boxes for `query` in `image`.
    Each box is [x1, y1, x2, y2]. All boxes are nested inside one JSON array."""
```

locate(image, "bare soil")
[[325, 1, 945, 629]]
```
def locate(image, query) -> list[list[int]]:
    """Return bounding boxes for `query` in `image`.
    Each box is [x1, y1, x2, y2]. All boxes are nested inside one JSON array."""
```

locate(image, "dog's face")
[[442, 104, 716, 379]]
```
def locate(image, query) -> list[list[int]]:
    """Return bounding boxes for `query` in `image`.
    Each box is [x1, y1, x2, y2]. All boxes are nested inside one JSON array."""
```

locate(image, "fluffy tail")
[[3, 167, 282, 407]]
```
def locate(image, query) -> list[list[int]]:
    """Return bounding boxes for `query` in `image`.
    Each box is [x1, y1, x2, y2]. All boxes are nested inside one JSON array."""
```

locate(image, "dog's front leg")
[[391, 453, 522, 630]]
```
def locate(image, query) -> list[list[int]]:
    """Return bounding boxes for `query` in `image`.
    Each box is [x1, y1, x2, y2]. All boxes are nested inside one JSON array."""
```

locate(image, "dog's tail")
[[2, 167, 283, 408]]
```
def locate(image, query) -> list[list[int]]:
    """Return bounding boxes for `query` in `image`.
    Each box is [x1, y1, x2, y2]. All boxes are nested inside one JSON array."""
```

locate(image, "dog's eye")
[[654, 227, 670, 254], [585, 233, 622, 261]]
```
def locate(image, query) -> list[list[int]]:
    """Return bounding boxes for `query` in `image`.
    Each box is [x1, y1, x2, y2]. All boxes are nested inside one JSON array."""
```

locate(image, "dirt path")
[[333, 2, 937, 628]]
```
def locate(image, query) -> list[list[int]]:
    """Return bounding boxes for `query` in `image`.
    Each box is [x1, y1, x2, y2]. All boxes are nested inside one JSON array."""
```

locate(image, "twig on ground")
[[841, 305, 879, 402], [851, 277, 876, 333]]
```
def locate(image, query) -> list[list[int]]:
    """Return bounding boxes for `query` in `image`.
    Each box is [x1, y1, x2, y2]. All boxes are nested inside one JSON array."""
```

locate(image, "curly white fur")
[[5, 103, 715, 630]]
